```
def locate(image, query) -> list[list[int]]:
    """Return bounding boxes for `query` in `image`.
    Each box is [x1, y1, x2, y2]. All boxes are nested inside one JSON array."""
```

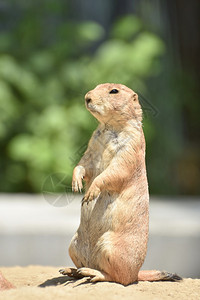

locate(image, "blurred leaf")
[[8, 134, 53, 169], [0, 33, 12, 52], [77, 21, 105, 43], [0, 80, 19, 138], [0, 55, 40, 100], [95, 40, 128, 66], [29, 51, 55, 73], [27, 105, 68, 135], [128, 32, 165, 75], [0, 55, 21, 84], [112, 15, 143, 40]]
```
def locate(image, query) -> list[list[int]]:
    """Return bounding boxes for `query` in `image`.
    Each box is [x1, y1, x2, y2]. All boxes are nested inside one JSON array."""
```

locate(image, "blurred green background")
[[0, 0, 199, 195]]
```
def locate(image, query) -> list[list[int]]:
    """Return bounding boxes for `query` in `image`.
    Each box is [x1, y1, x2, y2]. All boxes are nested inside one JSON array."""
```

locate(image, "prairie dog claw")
[[72, 166, 85, 192]]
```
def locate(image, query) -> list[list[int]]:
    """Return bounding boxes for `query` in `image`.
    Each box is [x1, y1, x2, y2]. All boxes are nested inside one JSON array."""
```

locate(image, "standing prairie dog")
[[60, 83, 181, 285]]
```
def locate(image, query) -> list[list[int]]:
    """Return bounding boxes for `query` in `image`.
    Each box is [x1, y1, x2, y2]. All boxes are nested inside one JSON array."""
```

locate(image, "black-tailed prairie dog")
[[60, 83, 181, 285]]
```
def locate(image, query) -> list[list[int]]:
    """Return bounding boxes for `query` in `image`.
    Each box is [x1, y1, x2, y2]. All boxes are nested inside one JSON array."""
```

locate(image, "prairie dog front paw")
[[82, 184, 100, 205], [72, 166, 85, 192]]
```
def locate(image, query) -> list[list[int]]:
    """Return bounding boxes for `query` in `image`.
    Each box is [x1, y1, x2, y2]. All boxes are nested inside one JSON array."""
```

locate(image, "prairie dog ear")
[[132, 92, 142, 121], [132, 93, 138, 102]]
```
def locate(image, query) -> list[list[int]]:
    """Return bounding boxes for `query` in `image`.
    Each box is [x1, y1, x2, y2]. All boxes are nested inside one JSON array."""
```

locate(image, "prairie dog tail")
[[138, 270, 182, 282]]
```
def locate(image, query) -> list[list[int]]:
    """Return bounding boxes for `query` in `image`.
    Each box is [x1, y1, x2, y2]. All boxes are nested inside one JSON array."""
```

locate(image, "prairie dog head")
[[85, 83, 142, 127]]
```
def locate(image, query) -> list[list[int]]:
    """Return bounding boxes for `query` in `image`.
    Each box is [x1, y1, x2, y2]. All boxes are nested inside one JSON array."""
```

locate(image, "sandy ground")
[[0, 266, 199, 300]]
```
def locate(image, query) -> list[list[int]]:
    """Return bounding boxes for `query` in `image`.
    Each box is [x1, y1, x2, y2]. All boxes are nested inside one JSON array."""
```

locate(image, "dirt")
[[0, 266, 199, 300]]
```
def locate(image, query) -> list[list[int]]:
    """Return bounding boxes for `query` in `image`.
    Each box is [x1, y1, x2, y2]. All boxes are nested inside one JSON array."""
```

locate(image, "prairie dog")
[[60, 83, 181, 285]]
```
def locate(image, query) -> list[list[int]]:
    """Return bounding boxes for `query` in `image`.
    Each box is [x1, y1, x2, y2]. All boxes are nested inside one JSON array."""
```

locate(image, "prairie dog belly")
[[79, 192, 117, 240], [75, 192, 116, 266]]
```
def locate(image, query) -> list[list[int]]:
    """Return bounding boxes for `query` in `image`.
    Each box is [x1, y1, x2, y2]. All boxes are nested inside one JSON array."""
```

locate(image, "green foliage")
[[0, 6, 166, 193], [111, 15, 143, 40]]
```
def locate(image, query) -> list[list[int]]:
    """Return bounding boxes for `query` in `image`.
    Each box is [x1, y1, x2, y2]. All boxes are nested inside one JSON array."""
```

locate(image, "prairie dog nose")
[[85, 92, 92, 105]]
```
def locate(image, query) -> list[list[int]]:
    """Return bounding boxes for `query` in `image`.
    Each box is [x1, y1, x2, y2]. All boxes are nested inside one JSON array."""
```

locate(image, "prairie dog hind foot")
[[59, 267, 111, 283]]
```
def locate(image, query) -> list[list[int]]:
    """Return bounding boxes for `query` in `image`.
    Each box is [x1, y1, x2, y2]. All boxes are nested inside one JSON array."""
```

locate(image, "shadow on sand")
[[38, 275, 93, 288], [38, 276, 75, 287]]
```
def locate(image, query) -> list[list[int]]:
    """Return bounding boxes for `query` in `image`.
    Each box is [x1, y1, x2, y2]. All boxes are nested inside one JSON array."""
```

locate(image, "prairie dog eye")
[[109, 89, 119, 94]]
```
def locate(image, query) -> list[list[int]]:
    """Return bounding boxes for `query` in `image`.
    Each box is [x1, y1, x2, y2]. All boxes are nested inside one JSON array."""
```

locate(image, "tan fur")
[[60, 83, 181, 285]]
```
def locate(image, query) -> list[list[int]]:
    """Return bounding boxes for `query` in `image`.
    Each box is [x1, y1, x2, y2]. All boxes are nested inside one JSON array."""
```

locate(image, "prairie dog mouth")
[[86, 102, 100, 114]]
